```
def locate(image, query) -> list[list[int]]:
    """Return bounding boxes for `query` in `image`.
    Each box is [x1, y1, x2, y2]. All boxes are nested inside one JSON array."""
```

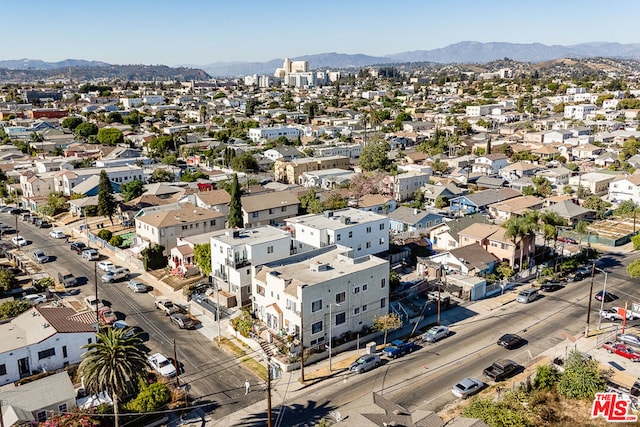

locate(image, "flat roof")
[[287, 207, 385, 230], [213, 225, 291, 246]]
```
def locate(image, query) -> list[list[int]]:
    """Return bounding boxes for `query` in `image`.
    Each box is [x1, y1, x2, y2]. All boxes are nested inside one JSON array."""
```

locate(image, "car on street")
[[49, 230, 66, 239], [451, 377, 484, 398], [595, 290, 616, 302], [32, 249, 49, 263], [497, 333, 524, 349], [600, 307, 634, 321], [84, 295, 104, 311], [113, 320, 136, 338], [127, 280, 149, 293], [36, 220, 51, 228], [57, 270, 78, 287], [422, 325, 450, 343], [617, 334, 640, 348], [170, 313, 195, 329], [557, 237, 578, 244], [11, 236, 27, 246], [70, 241, 87, 253], [540, 282, 563, 292], [382, 339, 417, 358], [101, 267, 130, 283], [81, 249, 100, 261], [516, 288, 539, 304], [602, 342, 640, 362], [22, 294, 48, 304], [148, 353, 177, 378], [98, 306, 117, 325], [483, 359, 520, 381], [155, 297, 180, 315], [98, 261, 115, 272], [349, 354, 381, 374]]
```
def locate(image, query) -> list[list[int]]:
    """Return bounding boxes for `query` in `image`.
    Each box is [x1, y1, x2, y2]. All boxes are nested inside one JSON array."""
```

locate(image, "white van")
[[517, 288, 539, 304]]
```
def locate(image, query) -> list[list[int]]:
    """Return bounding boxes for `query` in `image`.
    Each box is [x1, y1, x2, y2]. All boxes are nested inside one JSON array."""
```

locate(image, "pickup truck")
[[155, 298, 180, 316], [602, 342, 640, 362], [382, 339, 417, 359], [483, 359, 519, 381], [600, 307, 634, 321]]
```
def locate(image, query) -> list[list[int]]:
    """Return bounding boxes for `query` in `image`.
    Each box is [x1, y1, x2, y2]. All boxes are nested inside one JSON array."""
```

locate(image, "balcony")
[[225, 257, 251, 269]]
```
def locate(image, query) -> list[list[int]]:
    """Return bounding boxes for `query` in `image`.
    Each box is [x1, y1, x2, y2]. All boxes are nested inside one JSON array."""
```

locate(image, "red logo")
[[591, 392, 637, 422]]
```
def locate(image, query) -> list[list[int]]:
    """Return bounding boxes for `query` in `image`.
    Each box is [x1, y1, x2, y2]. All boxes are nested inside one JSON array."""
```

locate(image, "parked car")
[[98, 261, 115, 272], [451, 377, 484, 398], [382, 339, 417, 359], [557, 237, 578, 244], [422, 325, 450, 343], [483, 359, 520, 381], [497, 333, 524, 349], [595, 291, 616, 302], [540, 282, 563, 292], [81, 249, 100, 261], [155, 297, 180, 315], [148, 353, 176, 378], [9, 208, 22, 215], [32, 249, 49, 263], [36, 220, 51, 228], [127, 280, 149, 293], [70, 241, 87, 253], [349, 354, 381, 374], [170, 313, 195, 329], [101, 267, 130, 283], [57, 270, 78, 287], [601, 307, 634, 321], [617, 334, 640, 348], [98, 306, 117, 325], [516, 288, 539, 304], [11, 236, 27, 246], [83, 295, 104, 311], [113, 320, 135, 338], [602, 342, 640, 362], [22, 294, 48, 304], [50, 230, 66, 239]]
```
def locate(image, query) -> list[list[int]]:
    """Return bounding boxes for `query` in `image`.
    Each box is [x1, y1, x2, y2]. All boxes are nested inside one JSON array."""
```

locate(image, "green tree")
[[148, 169, 175, 183], [410, 190, 425, 209], [614, 200, 637, 217], [75, 122, 98, 139], [495, 262, 514, 280], [431, 159, 449, 175], [119, 179, 145, 202], [109, 235, 123, 247], [299, 189, 324, 214], [0, 268, 16, 292], [557, 350, 606, 399], [97, 229, 113, 241], [162, 154, 177, 165], [193, 243, 212, 276], [61, 116, 83, 130], [78, 327, 148, 427], [435, 195, 448, 209], [228, 174, 244, 228], [372, 313, 402, 345], [582, 195, 611, 219], [231, 152, 259, 172], [124, 379, 170, 413], [97, 128, 124, 146], [359, 138, 391, 171], [44, 191, 68, 216], [106, 112, 123, 124], [628, 259, 640, 278], [0, 300, 33, 320], [97, 170, 116, 225], [147, 135, 172, 158], [323, 193, 348, 210], [534, 364, 561, 390]]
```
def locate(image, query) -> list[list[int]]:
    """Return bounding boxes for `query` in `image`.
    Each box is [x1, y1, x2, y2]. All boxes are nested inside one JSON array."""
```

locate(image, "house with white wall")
[[608, 174, 640, 204], [568, 172, 616, 196], [383, 171, 431, 202], [252, 246, 389, 350], [471, 154, 508, 176]]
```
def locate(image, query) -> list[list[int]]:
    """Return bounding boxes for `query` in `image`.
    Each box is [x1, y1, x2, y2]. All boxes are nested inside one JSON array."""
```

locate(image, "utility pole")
[[584, 262, 596, 337], [173, 339, 180, 388], [0, 399, 5, 427], [437, 281, 441, 326], [266, 356, 272, 427], [299, 302, 305, 382], [94, 262, 99, 326]]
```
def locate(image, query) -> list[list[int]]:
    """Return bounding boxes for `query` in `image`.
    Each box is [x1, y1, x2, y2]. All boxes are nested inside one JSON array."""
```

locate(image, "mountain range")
[[3, 41, 640, 78]]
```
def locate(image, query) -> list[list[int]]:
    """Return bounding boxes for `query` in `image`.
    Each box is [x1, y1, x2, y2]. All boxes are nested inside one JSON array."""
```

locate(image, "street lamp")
[[595, 267, 609, 330], [328, 302, 340, 372]]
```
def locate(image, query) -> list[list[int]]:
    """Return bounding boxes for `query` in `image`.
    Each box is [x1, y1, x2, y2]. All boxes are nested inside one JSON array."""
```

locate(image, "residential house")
[[0, 307, 96, 386], [542, 130, 572, 144], [608, 175, 640, 204], [422, 183, 465, 207], [287, 208, 389, 256], [429, 244, 500, 277], [498, 161, 540, 182], [487, 195, 544, 221], [55, 165, 144, 196], [70, 174, 121, 197], [428, 213, 489, 251], [531, 145, 560, 160], [387, 207, 444, 233], [351, 194, 397, 214], [135, 203, 225, 255], [299, 168, 354, 189], [242, 191, 300, 228], [538, 167, 571, 188], [274, 156, 351, 184], [211, 226, 297, 307], [594, 152, 618, 168], [457, 222, 535, 269], [248, 125, 300, 143], [0, 372, 76, 425], [568, 172, 616, 196], [449, 188, 521, 214], [572, 144, 604, 160], [143, 182, 185, 198], [263, 146, 302, 162], [252, 246, 389, 350], [471, 153, 508, 176], [181, 189, 231, 216], [383, 171, 431, 202], [542, 199, 596, 225], [475, 176, 507, 190]]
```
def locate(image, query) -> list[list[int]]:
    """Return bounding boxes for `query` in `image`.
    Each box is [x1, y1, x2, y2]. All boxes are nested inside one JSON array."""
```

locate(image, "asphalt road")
[[0, 212, 263, 419], [271, 250, 638, 426]]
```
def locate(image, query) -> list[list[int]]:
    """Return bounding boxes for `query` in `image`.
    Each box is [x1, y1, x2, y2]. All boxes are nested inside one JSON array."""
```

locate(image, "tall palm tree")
[[540, 211, 567, 257], [79, 327, 148, 427], [503, 216, 525, 271], [575, 220, 590, 250]]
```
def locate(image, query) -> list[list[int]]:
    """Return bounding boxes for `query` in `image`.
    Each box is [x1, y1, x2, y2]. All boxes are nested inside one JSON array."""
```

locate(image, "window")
[[362, 284, 368, 292], [311, 320, 323, 334], [269, 208, 274, 214], [311, 299, 322, 312], [357, 244, 362, 251], [381, 278, 386, 288], [336, 234, 341, 241], [335, 291, 346, 303], [366, 241, 371, 249], [281, 206, 287, 212], [210, 220, 216, 226], [381, 297, 386, 308], [37, 411, 47, 422], [58, 403, 68, 412], [182, 225, 188, 230], [62, 346, 67, 358], [366, 226, 371, 233], [362, 304, 368, 312], [348, 231, 353, 238], [38, 348, 55, 359], [336, 312, 346, 325], [379, 223, 385, 230], [252, 212, 259, 218], [379, 238, 385, 245], [0, 364, 6, 375], [353, 286, 360, 294], [267, 246, 274, 254], [354, 307, 360, 315]]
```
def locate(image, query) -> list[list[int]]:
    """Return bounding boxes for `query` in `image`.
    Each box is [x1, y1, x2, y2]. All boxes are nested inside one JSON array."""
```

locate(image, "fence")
[[88, 233, 144, 270]]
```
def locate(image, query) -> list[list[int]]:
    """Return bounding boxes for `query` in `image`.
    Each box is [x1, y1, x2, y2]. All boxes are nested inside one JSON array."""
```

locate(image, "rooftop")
[[212, 225, 291, 246], [287, 207, 386, 230]]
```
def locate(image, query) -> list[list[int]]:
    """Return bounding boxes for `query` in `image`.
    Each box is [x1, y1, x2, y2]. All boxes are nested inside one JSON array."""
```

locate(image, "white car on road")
[[12, 236, 27, 246], [49, 230, 66, 239], [98, 261, 115, 272], [148, 353, 176, 378], [23, 294, 47, 304]]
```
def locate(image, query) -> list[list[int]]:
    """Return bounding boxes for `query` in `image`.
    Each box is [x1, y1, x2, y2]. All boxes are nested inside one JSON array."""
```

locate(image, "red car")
[[602, 342, 640, 362]]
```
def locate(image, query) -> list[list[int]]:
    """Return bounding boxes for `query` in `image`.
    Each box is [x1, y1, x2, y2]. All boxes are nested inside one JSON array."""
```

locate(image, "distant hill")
[[0, 58, 111, 70]]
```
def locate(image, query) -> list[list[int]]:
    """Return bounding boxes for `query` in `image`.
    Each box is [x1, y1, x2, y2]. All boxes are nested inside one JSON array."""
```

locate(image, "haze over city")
[[3, 0, 640, 66]]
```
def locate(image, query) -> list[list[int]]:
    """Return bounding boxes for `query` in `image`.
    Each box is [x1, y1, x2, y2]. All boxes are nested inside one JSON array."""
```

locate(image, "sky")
[[2, 0, 639, 66]]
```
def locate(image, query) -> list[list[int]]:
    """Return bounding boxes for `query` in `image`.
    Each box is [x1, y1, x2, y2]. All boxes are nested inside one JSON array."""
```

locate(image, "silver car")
[[32, 249, 49, 263], [451, 377, 484, 398], [349, 354, 381, 374], [617, 334, 640, 348], [422, 325, 450, 343]]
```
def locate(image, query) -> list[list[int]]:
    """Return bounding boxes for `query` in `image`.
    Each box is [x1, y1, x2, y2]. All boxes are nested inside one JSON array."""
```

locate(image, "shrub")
[[534, 364, 560, 390], [231, 309, 255, 338], [34, 277, 55, 292], [124, 379, 171, 413], [109, 235, 123, 247], [97, 229, 112, 241]]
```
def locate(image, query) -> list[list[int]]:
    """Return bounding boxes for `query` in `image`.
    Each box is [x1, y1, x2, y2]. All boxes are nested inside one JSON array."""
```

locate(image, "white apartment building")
[[252, 246, 390, 350], [568, 172, 616, 196], [20, 172, 55, 198], [466, 104, 501, 117], [608, 175, 640, 204], [312, 143, 363, 159], [0, 307, 96, 386], [286, 208, 389, 257], [384, 172, 431, 202], [248, 126, 301, 143], [210, 226, 303, 307], [564, 104, 597, 120], [54, 165, 145, 196], [120, 98, 143, 108]]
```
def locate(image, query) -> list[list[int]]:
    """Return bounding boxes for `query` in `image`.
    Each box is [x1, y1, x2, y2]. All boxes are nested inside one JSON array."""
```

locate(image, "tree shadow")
[[235, 399, 338, 427]]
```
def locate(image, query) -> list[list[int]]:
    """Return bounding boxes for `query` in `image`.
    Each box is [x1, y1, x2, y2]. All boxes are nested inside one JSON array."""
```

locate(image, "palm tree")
[[79, 327, 148, 427], [503, 216, 525, 271], [540, 211, 567, 257], [575, 220, 590, 250]]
